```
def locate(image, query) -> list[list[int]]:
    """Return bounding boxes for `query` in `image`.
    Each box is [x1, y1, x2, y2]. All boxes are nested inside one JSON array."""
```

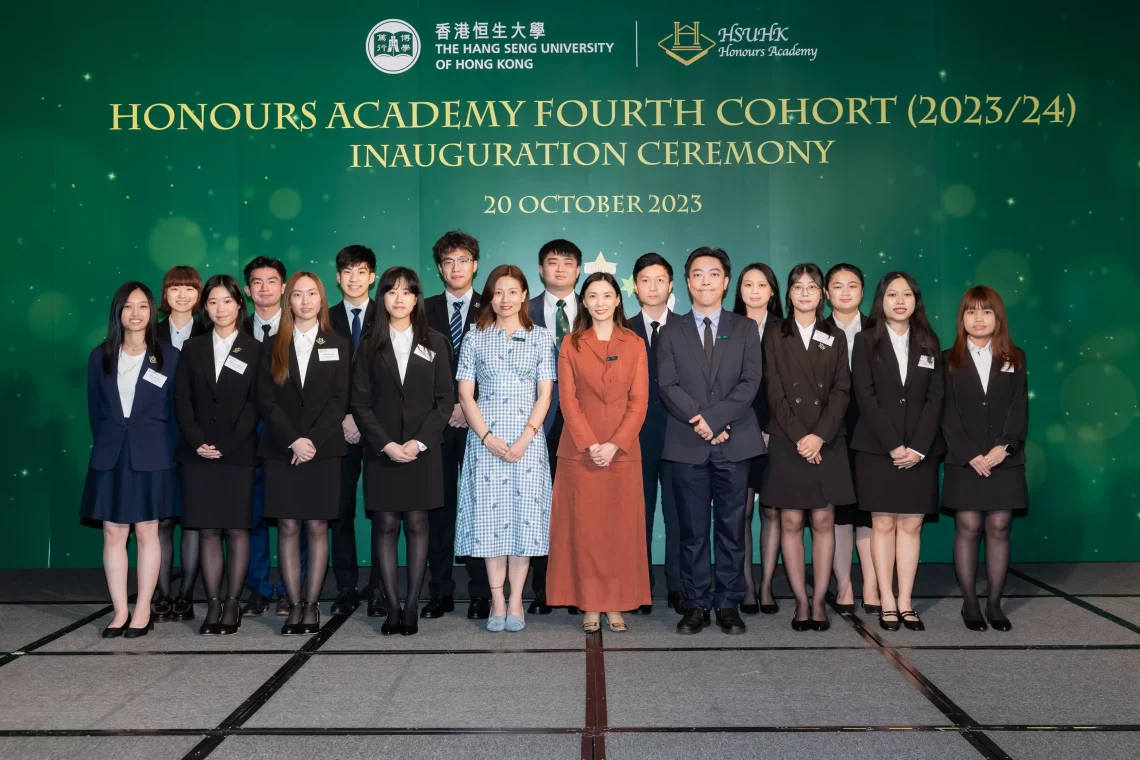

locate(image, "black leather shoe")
[[759, 602, 780, 615], [862, 602, 882, 615], [242, 592, 270, 617], [275, 596, 291, 617], [381, 610, 403, 635], [296, 602, 321, 635], [330, 588, 360, 616], [217, 597, 243, 636], [171, 593, 194, 621], [199, 597, 222, 636], [676, 606, 708, 635], [527, 594, 552, 615], [367, 595, 387, 618], [986, 610, 1012, 632], [667, 591, 686, 614], [421, 594, 454, 619], [567, 606, 583, 615], [834, 603, 856, 615], [810, 615, 830, 632], [102, 613, 130, 638], [740, 594, 760, 615], [123, 619, 154, 638], [467, 597, 490, 619], [628, 604, 652, 615], [401, 619, 419, 636], [715, 608, 746, 634], [151, 596, 173, 622], [879, 610, 901, 632], [900, 610, 925, 631], [962, 606, 988, 632], [791, 617, 812, 632]]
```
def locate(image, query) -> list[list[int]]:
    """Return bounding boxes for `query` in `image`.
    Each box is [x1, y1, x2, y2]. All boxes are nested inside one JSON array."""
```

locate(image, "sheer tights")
[[279, 520, 329, 626], [781, 507, 835, 620], [953, 510, 1012, 621], [374, 511, 430, 627], [743, 490, 781, 607], [157, 519, 200, 599], [199, 528, 251, 626]]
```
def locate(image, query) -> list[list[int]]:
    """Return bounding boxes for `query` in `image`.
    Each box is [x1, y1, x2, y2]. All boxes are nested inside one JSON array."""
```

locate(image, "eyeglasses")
[[791, 285, 821, 295], [441, 257, 474, 269]]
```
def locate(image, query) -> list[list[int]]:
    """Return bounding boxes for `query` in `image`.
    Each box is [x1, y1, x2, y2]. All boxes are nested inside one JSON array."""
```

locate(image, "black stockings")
[[781, 507, 836, 620], [953, 511, 1013, 620], [278, 520, 329, 626], [199, 529, 251, 626], [374, 511, 430, 627], [158, 519, 200, 599], [743, 493, 781, 607]]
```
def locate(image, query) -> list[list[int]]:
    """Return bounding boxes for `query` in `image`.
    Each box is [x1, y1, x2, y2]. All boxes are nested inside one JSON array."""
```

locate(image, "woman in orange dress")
[[547, 272, 651, 632]]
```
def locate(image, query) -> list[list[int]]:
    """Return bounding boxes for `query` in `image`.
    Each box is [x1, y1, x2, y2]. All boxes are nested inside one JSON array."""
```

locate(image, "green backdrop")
[[3, 0, 1138, 568]]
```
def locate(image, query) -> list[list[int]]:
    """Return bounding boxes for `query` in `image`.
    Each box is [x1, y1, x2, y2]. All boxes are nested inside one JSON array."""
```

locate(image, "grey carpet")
[[326, 609, 586, 651], [824, 562, 1050, 598], [1013, 563, 1140, 595], [904, 649, 1140, 725], [0, 604, 108, 651], [0, 653, 291, 729], [245, 652, 585, 728], [601, 607, 870, 649], [605, 649, 947, 727], [0, 736, 201, 760], [986, 730, 1140, 760], [868, 596, 1140, 646], [1078, 596, 1140, 626], [212, 733, 581, 760], [605, 731, 980, 759]]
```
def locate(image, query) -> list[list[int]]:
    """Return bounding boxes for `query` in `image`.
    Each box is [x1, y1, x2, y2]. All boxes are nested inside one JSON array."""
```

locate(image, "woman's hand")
[[588, 442, 619, 468], [968, 454, 992, 477], [196, 444, 221, 460], [983, 445, 1008, 469], [797, 434, 823, 460], [504, 434, 532, 463], [290, 438, 316, 465], [483, 434, 510, 460], [894, 449, 921, 469]]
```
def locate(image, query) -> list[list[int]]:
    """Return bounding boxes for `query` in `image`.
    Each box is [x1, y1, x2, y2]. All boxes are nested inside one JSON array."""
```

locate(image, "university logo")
[[659, 21, 715, 66], [366, 19, 421, 74]]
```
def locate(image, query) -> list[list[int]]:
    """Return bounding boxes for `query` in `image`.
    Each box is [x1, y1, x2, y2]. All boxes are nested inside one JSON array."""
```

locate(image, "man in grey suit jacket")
[[658, 247, 765, 635]]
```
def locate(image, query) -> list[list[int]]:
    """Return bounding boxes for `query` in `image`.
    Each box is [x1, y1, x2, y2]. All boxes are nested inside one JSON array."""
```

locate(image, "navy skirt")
[[80, 440, 180, 524]]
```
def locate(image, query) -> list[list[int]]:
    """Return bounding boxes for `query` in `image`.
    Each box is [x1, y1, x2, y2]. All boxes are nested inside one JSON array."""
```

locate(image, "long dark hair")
[[867, 271, 938, 361], [947, 285, 1022, 372], [475, 265, 534, 330], [732, 262, 784, 320], [102, 281, 162, 374], [198, 274, 250, 335], [569, 272, 633, 350], [780, 263, 831, 337], [367, 266, 432, 354]]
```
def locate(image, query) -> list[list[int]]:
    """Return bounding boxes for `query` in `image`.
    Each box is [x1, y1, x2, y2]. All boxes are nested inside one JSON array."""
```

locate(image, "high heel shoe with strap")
[[879, 610, 901, 632], [199, 597, 223, 636], [296, 602, 321, 635], [900, 610, 925, 631], [582, 616, 601, 633], [605, 613, 627, 633], [217, 596, 243, 636]]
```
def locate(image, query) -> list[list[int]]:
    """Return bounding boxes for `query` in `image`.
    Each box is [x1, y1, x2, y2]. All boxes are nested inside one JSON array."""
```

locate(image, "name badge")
[[511, 334, 526, 342], [415, 345, 436, 362], [918, 355, 936, 369], [812, 330, 835, 347], [224, 356, 248, 374], [1001, 362, 1014, 373], [318, 348, 339, 362], [143, 368, 167, 388], [606, 355, 619, 362], [717, 334, 730, 341]]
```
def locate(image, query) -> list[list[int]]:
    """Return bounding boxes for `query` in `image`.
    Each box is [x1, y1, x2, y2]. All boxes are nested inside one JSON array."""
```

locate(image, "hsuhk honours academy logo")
[[659, 21, 715, 65], [366, 19, 421, 74]]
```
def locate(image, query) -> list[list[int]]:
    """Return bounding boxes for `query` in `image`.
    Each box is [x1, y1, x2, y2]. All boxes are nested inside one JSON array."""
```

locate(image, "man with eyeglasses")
[[421, 231, 492, 620]]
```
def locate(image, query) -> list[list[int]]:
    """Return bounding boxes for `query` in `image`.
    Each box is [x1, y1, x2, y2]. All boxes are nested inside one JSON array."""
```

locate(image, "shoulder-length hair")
[[102, 281, 162, 373], [198, 274, 250, 335], [569, 272, 634, 350], [866, 271, 938, 361], [733, 262, 784, 320], [271, 271, 332, 385], [158, 265, 203, 315], [367, 266, 432, 355], [780, 263, 830, 337], [475, 264, 534, 330], [947, 285, 1022, 372]]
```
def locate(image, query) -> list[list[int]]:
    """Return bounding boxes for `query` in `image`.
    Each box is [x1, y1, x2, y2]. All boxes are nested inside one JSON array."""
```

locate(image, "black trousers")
[[330, 443, 380, 593], [528, 410, 563, 597], [427, 425, 490, 599]]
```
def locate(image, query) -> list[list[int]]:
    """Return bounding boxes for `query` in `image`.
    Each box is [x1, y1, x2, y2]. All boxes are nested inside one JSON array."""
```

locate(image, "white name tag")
[[1001, 362, 1014, 373], [318, 348, 339, 362], [224, 356, 248, 374], [812, 330, 834, 346], [415, 345, 436, 362], [918, 355, 936, 369], [143, 368, 167, 388]]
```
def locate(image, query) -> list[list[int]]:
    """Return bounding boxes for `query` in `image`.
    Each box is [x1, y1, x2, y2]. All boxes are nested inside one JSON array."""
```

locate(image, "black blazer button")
[[795, 398, 801, 404], [792, 382, 798, 387], [982, 401, 988, 406], [814, 400, 819, 405], [899, 398, 906, 404], [211, 417, 217, 422], [818, 383, 823, 388]]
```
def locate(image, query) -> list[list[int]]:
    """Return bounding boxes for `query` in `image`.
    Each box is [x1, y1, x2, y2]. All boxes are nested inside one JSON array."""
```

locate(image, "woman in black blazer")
[[174, 275, 261, 635], [732, 263, 783, 616], [155, 265, 206, 624], [81, 282, 180, 638], [761, 263, 855, 631], [352, 267, 453, 636], [850, 272, 945, 632], [942, 286, 1028, 632], [256, 272, 350, 635]]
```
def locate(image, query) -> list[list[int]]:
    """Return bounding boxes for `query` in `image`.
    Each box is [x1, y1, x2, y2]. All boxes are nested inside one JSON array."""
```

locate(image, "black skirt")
[[180, 462, 255, 529], [263, 458, 341, 520], [834, 449, 871, 527], [854, 451, 939, 515], [363, 453, 443, 512], [80, 441, 180, 524], [942, 464, 1028, 514], [759, 434, 855, 511]]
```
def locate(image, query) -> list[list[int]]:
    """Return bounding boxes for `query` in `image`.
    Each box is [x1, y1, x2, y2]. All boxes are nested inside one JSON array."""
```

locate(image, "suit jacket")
[[255, 329, 350, 462], [329, 299, 378, 359], [631, 310, 677, 455], [556, 327, 649, 463], [350, 328, 454, 459], [424, 291, 481, 394], [157, 316, 206, 348], [174, 331, 262, 465], [763, 320, 850, 445], [529, 292, 580, 434], [825, 312, 873, 438], [658, 309, 766, 464], [941, 348, 1027, 467], [86, 342, 180, 472], [849, 329, 945, 458]]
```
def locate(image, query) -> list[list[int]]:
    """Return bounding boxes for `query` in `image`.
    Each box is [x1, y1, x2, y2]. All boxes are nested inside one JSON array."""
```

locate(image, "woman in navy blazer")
[[81, 282, 181, 639]]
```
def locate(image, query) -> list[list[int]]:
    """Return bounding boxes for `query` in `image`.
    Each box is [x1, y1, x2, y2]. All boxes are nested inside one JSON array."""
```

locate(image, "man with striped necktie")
[[422, 230, 492, 620]]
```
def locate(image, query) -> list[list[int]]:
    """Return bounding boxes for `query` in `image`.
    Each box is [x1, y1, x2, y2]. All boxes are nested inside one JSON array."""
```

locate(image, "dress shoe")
[[834, 603, 856, 615], [676, 606, 708, 635], [605, 613, 627, 632], [381, 617, 404, 636], [791, 617, 812, 632], [862, 601, 882, 616], [330, 588, 360, 616], [421, 595, 454, 619], [900, 610, 925, 631], [486, 615, 506, 632], [281, 604, 303, 635], [151, 596, 173, 622], [810, 615, 830, 632], [199, 597, 223, 636], [567, 606, 582, 615], [467, 597, 490, 619], [367, 595, 387, 618], [275, 596, 291, 617], [667, 591, 687, 615], [400, 620, 419, 636], [879, 610, 901, 632], [628, 604, 652, 615], [986, 610, 1012, 632], [740, 592, 760, 615], [102, 613, 130, 638], [123, 619, 154, 638], [527, 594, 552, 615], [218, 596, 244, 636], [241, 592, 270, 617], [961, 606, 988, 632], [505, 614, 526, 632], [171, 593, 194, 621], [582, 617, 601, 633], [715, 608, 746, 635], [759, 602, 780, 615], [296, 602, 321, 635]]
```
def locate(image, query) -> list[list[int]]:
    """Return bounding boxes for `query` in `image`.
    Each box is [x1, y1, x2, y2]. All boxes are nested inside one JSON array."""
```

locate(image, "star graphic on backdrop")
[[107, 172, 116, 181], [1007, 197, 1016, 206], [938, 70, 947, 81], [82, 73, 91, 81], [584, 251, 617, 275], [621, 275, 636, 296]]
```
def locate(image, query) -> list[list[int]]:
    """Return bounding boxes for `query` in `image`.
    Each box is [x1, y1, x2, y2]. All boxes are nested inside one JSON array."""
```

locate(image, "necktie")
[[702, 317, 714, 364], [649, 320, 660, 366], [450, 301, 463, 355], [351, 307, 362, 352], [261, 324, 271, 343], [555, 299, 570, 344]]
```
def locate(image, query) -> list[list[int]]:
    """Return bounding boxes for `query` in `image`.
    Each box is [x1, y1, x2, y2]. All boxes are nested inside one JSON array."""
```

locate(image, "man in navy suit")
[[526, 238, 581, 614], [657, 247, 765, 635], [629, 253, 684, 615]]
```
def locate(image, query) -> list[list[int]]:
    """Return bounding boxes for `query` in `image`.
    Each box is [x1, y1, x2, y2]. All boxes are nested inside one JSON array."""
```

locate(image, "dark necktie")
[[702, 317, 714, 364], [450, 301, 463, 355], [351, 307, 362, 352], [649, 320, 660, 366], [261, 324, 271, 343], [555, 299, 570, 344]]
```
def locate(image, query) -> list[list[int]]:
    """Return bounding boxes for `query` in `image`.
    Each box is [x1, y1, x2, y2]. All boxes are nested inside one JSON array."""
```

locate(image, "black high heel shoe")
[[834, 603, 855, 615], [381, 606, 404, 636], [879, 610, 901, 632], [123, 618, 154, 639], [862, 601, 882, 615], [400, 606, 419, 637], [961, 606, 988, 632], [296, 602, 321, 635], [900, 610, 925, 631], [740, 590, 760, 615], [199, 597, 223, 635], [791, 617, 811, 632], [218, 596, 243, 636], [985, 610, 1012, 632], [102, 613, 131, 638], [281, 603, 303, 635], [810, 615, 830, 632]]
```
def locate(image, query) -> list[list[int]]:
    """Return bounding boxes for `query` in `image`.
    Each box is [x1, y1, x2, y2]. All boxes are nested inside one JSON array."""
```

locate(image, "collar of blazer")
[[877, 329, 924, 393], [784, 320, 832, 384], [209, 331, 257, 395], [575, 323, 631, 363], [288, 328, 336, 395], [106, 345, 165, 423]]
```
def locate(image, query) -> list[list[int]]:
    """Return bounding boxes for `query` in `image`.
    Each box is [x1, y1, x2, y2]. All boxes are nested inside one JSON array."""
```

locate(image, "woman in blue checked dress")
[[455, 265, 556, 633]]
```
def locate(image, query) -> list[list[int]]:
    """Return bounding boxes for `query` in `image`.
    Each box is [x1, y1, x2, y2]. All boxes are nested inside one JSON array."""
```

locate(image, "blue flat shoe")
[[505, 614, 526, 632], [486, 615, 506, 632]]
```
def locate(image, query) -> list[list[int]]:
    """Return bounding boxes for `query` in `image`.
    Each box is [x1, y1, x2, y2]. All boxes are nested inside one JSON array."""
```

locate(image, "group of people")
[[81, 234, 1029, 639]]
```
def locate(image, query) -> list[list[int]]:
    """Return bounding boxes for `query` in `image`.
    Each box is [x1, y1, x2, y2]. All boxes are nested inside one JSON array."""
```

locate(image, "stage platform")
[[0, 563, 1137, 760]]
